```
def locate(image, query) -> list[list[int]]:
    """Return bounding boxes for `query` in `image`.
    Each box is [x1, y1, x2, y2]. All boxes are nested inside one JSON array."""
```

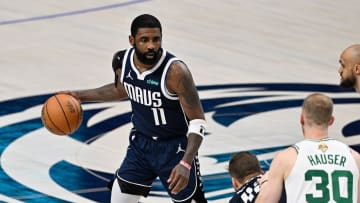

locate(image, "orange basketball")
[[41, 94, 83, 135]]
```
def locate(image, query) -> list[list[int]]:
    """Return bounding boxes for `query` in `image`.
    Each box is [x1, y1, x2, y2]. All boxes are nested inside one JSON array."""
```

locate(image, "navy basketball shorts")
[[115, 130, 203, 202]]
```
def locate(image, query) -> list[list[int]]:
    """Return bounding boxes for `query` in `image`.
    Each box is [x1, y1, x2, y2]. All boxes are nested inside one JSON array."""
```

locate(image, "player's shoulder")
[[164, 49, 185, 67], [112, 49, 127, 71], [166, 59, 191, 80], [167, 47, 191, 68], [113, 49, 127, 59], [275, 146, 297, 160], [270, 146, 297, 171], [169, 59, 187, 70]]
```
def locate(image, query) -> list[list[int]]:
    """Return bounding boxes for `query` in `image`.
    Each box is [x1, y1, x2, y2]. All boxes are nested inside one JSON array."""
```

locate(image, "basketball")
[[41, 94, 83, 135]]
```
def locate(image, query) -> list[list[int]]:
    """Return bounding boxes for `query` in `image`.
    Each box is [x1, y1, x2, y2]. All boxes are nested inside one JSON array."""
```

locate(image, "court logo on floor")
[[0, 83, 359, 202]]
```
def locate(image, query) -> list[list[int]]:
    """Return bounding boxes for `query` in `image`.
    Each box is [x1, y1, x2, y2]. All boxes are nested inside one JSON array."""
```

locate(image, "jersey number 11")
[[151, 108, 167, 126]]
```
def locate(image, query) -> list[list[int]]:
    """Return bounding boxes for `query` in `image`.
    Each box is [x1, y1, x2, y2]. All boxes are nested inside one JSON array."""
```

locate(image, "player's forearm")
[[76, 83, 123, 102], [182, 134, 203, 164], [255, 178, 283, 203]]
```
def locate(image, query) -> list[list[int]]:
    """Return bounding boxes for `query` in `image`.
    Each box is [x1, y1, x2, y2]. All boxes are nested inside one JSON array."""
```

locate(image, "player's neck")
[[236, 172, 261, 190], [303, 127, 329, 140], [133, 59, 153, 73], [355, 83, 360, 93]]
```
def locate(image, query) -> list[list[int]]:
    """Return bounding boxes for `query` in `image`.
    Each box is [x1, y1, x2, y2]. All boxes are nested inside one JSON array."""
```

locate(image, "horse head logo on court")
[[0, 83, 359, 202]]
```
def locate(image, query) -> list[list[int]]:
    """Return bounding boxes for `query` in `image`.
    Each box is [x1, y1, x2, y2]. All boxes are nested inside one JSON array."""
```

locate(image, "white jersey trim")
[[120, 48, 132, 84], [116, 173, 152, 188], [161, 57, 180, 100]]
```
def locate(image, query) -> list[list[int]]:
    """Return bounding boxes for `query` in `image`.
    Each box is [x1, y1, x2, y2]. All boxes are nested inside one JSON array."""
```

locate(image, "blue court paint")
[[1, 83, 359, 202]]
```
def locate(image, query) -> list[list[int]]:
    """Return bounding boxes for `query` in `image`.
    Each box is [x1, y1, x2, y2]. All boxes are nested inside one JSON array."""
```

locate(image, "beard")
[[134, 44, 162, 65], [340, 74, 356, 89]]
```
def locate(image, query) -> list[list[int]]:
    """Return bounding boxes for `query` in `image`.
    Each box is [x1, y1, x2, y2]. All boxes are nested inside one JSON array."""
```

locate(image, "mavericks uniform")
[[286, 138, 359, 203], [228, 175, 287, 203], [112, 48, 206, 202]]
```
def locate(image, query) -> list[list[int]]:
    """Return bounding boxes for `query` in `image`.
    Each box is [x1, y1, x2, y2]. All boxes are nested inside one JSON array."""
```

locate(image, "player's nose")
[[338, 66, 342, 74]]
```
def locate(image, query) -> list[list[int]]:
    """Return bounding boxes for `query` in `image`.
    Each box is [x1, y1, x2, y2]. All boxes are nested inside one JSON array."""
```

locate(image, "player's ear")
[[129, 35, 134, 46], [354, 64, 360, 74], [231, 177, 239, 190], [300, 113, 305, 125], [328, 116, 335, 126]]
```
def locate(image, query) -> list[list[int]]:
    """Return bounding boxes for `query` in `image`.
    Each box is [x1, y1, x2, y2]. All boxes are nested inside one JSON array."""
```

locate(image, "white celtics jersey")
[[285, 138, 359, 203]]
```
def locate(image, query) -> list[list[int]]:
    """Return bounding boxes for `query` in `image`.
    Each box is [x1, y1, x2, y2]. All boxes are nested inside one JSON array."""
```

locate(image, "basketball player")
[[228, 151, 262, 203], [338, 44, 360, 92], [61, 14, 207, 203], [255, 93, 360, 203], [228, 152, 287, 203]]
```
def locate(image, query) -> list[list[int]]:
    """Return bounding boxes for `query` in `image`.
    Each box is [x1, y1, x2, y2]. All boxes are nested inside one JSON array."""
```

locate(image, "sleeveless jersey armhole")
[[112, 49, 126, 87], [118, 49, 132, 85], [161, 58, 181, 100], [291, 144, 299, 154]]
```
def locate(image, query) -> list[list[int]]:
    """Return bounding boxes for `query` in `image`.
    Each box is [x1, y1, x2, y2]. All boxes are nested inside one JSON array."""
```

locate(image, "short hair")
[[130, 14, 162, 37], [302, 93, 333, 126], [347, 44, 360, 64], [228, 151, 261, 183]]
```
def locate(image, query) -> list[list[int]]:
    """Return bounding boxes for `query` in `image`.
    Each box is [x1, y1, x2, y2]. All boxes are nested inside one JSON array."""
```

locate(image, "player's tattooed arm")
[[166, 61, 205, 194], [79, 83, 128, 102], [59, 68, 128, 103], [167, 61, 205, 121]]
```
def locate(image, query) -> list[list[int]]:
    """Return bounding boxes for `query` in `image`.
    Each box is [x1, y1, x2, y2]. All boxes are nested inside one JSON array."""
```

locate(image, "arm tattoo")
[[177, 67, 200, 109]]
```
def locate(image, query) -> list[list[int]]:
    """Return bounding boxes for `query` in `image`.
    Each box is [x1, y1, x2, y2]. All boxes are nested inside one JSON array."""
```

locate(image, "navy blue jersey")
[[229, 175, 287, 203], [229, 175, 261, 203], [119, 48, 188, 139]]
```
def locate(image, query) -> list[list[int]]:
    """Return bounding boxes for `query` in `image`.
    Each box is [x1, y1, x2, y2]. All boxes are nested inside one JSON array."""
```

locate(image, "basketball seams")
[[54, 95, 72, 134], [41, 94, 82, 135], [68, 96, 83, 130], [43, 100, 66, 135]]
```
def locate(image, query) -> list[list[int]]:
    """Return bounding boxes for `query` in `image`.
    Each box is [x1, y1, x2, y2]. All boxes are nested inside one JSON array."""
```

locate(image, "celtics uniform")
[[286, 138, 359, 203]]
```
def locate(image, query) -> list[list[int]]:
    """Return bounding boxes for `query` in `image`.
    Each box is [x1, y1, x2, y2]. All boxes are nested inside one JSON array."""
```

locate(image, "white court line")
[[0, 194, 24, 203]]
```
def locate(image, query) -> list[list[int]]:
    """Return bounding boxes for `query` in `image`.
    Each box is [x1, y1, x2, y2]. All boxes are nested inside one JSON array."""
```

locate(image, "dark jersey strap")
[[229, 175, 261, 203], [112, 50, 126, 87]]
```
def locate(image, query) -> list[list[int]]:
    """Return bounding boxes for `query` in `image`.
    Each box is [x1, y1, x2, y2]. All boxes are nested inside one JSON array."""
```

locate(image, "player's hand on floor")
[[167, 163, 190, 194]]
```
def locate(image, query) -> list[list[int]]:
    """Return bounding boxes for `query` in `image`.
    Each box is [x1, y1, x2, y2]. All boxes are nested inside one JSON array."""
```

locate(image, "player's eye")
[[139, 37, 148, 43]]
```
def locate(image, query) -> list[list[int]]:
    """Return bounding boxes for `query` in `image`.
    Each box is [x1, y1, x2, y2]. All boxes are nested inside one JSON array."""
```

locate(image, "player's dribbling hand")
[[167, 163, 190, 194]]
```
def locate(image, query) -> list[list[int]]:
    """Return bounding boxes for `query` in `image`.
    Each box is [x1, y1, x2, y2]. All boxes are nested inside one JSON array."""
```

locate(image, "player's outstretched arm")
[[256, 150, 289, 203], [166, 61, 205, 194], [59, 82, 128, 103]]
